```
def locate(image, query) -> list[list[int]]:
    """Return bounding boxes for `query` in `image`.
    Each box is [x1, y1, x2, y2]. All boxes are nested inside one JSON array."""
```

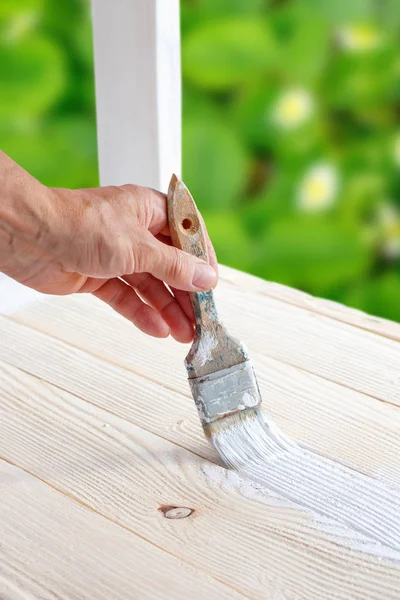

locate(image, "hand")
[[0, 152, 218, 343]]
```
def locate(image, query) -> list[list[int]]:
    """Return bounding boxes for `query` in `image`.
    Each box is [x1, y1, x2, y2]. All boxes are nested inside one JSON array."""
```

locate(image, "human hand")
[[0, 152, 218, 342]]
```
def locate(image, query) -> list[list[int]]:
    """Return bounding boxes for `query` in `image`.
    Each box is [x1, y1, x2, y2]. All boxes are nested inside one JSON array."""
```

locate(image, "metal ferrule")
[[189, 360, 262, 425]]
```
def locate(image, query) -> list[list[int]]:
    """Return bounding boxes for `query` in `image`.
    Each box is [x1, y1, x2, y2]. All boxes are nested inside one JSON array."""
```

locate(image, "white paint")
[[91, 0, 181, 190], [209, 410, 400, 560], [237, 392, 258, 410], [195, 331, 218, 367]]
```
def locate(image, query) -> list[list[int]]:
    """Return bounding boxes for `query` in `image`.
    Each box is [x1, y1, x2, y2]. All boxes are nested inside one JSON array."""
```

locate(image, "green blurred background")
[[1, 0, 399, 321]]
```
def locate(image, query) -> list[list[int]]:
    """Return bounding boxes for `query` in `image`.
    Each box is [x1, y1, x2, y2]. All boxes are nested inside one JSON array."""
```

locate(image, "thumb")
[[135, 232, 217, 292]]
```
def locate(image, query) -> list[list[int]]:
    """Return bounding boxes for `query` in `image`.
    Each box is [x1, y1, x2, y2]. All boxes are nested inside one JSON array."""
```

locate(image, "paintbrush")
[[167, 174, 263, 457]]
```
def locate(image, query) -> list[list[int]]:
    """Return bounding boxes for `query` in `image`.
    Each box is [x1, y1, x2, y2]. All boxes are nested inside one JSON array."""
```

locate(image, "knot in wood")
[[159, 505, 194, 519]]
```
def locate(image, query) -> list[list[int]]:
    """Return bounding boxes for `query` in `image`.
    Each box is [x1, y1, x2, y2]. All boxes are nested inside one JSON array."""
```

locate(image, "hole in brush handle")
[[179, 213, 200, 236], [182, 218, 193, 230]]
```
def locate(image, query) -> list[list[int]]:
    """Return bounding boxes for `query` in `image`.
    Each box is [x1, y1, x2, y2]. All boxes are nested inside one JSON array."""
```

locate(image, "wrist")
[[0, 152, 54, 276]]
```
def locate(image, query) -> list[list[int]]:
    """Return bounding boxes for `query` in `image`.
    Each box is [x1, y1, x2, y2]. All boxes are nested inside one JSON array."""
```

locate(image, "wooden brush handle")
[[167, 175, 247, 379], [167, 174, 208, 261], [167, 174, 218, 329]]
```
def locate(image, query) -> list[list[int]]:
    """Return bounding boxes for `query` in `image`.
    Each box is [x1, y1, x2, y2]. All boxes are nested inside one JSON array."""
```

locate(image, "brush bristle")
[[205, 407, 292, 469], [203, 407, 260, 438]]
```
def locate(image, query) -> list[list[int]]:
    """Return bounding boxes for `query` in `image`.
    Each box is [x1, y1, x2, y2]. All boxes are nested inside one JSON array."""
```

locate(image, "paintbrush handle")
[[167, 174, 219, 329], [167, 174, 247, 378], [167, 173, 209, 261]]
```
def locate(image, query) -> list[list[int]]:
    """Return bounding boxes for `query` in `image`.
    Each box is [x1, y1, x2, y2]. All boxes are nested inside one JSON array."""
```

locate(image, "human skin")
[[0, 150, 218, 343]]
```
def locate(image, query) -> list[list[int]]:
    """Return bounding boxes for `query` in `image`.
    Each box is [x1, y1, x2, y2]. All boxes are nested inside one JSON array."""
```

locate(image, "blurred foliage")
[[0, 0, 399, 321], [181, 0, 400, 321], [0, 0, 98, 188]]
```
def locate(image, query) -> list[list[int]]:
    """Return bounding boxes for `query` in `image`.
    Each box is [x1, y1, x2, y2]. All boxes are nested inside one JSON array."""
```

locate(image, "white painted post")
[[91, 0, 182, 191]]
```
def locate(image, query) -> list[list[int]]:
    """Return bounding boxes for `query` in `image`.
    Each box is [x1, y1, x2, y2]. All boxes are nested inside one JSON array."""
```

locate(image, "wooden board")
[[1, 265, 400, 599]]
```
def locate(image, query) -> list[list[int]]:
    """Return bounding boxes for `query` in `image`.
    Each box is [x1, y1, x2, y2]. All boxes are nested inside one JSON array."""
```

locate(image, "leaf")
[[181, 0, 266, 35], [0, 34, 66, 120], [73, 5, 95, 70], [1, 116, 98, 188], [182, 18, 278, 90], [203, 212, 254, 272], [344, 272, 400, 322], [182, 114, 248, 211], [240, 165, 302, 235], [378, 0, 400, 30], [324, 48, 398, 111], [232, 84, 277, 152], [0, 0, 44, 20], [279, 20, 329, 83], [302, 0, 375, 24], [196, 0, 266, 18], [255, 217, 371, 294], [272, 3, 330, 83]]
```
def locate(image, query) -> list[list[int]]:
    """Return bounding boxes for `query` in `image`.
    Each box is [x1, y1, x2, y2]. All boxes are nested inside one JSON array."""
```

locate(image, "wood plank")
[[1, 315, 400, 484], [0, 460, 241, 600], [220, 265, 400, 343], [10, 276, 400, 406], [91, 0, 181, 190], [0, 360, 399, 599]]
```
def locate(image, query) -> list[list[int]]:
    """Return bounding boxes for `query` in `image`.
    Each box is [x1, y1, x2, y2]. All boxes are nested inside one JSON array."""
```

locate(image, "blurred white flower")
[[272, 89, 314, 130], [394, 134, 400, 168], [298, 164, 339, 212], [384, 238, 400, 258], [377, 202, 400, 259], [378, 202, 399, 226], [337, 24, 382, 53]]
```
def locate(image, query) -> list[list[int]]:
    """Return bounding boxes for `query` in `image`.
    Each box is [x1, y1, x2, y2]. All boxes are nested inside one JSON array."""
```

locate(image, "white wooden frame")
[[91, 0, 181, 190]]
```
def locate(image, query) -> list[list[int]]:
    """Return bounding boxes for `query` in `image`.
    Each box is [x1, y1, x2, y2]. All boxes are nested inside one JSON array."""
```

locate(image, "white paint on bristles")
[[207, 410, 400, 560]]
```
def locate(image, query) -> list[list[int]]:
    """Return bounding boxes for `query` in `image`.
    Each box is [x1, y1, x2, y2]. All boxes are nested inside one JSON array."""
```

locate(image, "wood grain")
[[10, 277, 400, 407], [2, 268, 400, 598], [1, 315, 400, 484], [0, 361, 400, 599], [0, 459, 242, 600], [220, 265, 400, 343]]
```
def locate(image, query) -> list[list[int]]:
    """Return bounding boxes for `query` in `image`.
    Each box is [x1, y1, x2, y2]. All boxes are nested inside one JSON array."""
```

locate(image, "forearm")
[[0, 151, 54, 276]]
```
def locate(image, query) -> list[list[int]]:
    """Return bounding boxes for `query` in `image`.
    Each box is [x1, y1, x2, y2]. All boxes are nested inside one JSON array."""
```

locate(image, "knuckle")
[[167, 248, 186, 281], [120, 183, 141, 198]]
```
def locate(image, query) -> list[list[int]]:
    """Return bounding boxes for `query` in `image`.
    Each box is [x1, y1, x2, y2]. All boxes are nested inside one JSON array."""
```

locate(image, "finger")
[[123, 273, 194, 343], [117, 184, 169, 235], [134, 231, 217, 292], [92, 278, 170, 338], [200, 213, 219, 276], [169, 287, 195, 322], [154, 234, 210, 321], [156, 222, 218, 278]]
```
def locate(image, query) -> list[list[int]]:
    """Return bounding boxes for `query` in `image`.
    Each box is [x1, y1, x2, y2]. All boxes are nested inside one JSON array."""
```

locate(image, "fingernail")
[[192, 263, 217, 290]]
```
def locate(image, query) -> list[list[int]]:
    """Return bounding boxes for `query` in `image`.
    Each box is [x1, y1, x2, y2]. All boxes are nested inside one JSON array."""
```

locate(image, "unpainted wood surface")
[[220, 265, 400, 343], [0, 459, 241, 600], [11, 271, 400, 406], [1, 265, 400, 599]]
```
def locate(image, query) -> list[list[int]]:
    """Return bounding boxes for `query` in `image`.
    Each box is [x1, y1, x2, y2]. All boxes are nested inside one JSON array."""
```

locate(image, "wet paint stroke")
[[205, 411, 400, 561]]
